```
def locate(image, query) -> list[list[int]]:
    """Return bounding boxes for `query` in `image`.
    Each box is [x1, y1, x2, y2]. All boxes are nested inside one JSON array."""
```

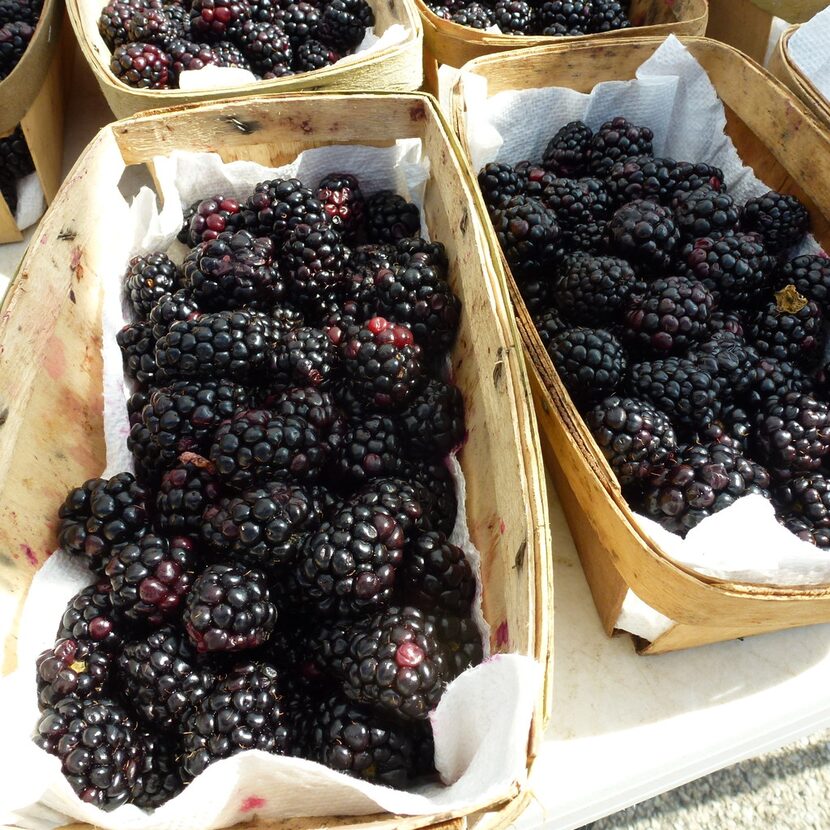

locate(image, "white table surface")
[[4, 41, 830, 830]]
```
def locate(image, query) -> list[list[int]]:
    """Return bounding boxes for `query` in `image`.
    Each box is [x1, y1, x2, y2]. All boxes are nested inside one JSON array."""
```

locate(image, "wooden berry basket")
[[67, 0, 423, 119], [0, 91, 552, 827], [450, 36, 830, 655], [0, 0, 66, 243]]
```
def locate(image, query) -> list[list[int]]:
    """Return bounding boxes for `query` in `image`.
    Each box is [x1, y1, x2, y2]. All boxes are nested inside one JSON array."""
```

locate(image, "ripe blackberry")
[[317, 173, 365, 238], [127, 7, 174, 43], [57, 583, 123, 652], [210, 39, 249, 66], [156, 455, 221, 536], [667, 161, 725, 203], [542, 120, 593, 177], [246, 0, 278, 22], [394, 237, 449, 274], [295, 503, 404, 616], [607, 199, 679, 272], [753, 392, 830, 482], [317, 0, 373, 51], [110, 42, 171, 89], [117, 321, 157, 385], [402, 531, 474, 614], [0, 126, 33, 186], [741, 190, 810, 255], [303, 693, 417, 786], [179, 195, 246, 247], [427, 612, 482, 679], [133, 734, 184, 808], [189, 0, 249, 39], [533, 307, 567, 346], [589, 0, 630, 31], [696, 411, 752, 455], [235, 20, 292, 74], [478, 162, 524, 213], [745, 355, 812, 415], [492, 0, 535, 33], [117, 625, 214, 731], [36, 638, 112, 709], [541, 176, 611, 250], [246, 178, 326, 242], [397, 378, 465, 459], [164, 2, 192, 37], [148, 289, 201, 338], [625, 276, 714, 354], [776, 255, 830, 310], [281, 221, 349, 306], [547, 327, 627, 406], [644, 443, 771, 536], [351, 477, 429, 540], [492, 195, 561, 278], [260, 303, 305, 336], [202, 481, 324, 568], [185, 564, 276, 652], [673, 187, 740, 243], [294, 38, 339, 71], [34, 697, 143, 811], [264, 386, 345, 449], [125, 252, 181, 319], [775, 474, 830, 532], [553, 252, 639, 325], [59, 473, 148, 571], [0, 20, 33, 78], [104, 534, 196, 625], [537, 0, 591, 33], [782, 515, 830, 548], [366, 191, 421, 243], [709, 310, 745, 337], [450, 2, 494, 27], [604, 155, 677, 208], [274, 1, 320, 47], [339, 606, 447, 719], [408, 459, 457, 537], [588, 117, 653, 177], [585, 395, 677, 486], [692, 332, 759, 401], [335, 414, 407, 485], [629, 357, 720, 430], [748, 284, 823, 366], [166, 37, 218, 77], [272, 326, 339, 387]]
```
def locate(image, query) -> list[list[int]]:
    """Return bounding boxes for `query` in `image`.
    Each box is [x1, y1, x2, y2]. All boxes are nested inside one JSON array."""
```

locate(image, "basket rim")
[[778, 23, 830, 118]]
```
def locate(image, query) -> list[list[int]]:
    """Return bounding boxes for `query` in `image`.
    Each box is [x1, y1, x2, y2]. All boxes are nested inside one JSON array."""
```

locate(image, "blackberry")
[[295, 503, 404, 616], [402, 531, 474, 614], [125, 252, 181, 319], [166, 37, 218, 77], [553, 252, 639, 325], [57, 583, 123, 652], [210, 39, 248, 66], [477, 162, 523, 213], [110, 42, 171, 89], [117, 321, 157, 385], [317, 0, 373, 51], [450, 2, 493, 27], [588, 117, 653, 177], [542, 120, 593, 177], [272, 326, 339, 388], [588, 0, 630, 31], [58, 473, 148, 571], [776, 255, 830, 311], [351, 477, 429, 540], [274, 1, 320, 47], [748, 284, 823, 366], [782, 515, 830, 548], [492, 0, 535, 33], [265, 386, 345, 449], [104, 534, 196, 625], [0, 126, 34, 182], [154, 309, 272, 382], [625, 276, 714, 354], [339, 606, 447, 719], [164, 2, 192, 37], [148, 289, 201, 338], [585, 395, 677, 486], [181, 661, 291, 777], [133, 734, 184, 808], [753, 392, 830, 482], [302, 693, 417, 786], [629, 357, 720, 430], [179, 195, 246, 247], [684, 232, 774, 309], [396, 236, 449, 273], [541, 176, 610, 250], [260, 303, 305, 336], [533, 307, 567, 347], [235, 20, 292, 74], [1, 174, 17, 214], [0, 0, 40, 26], [604, 155, 677, 208], [537, 0, 592, 33], [697, 412, 752, 455], [34, 697, 143, 811], [0, 20, 33, 78], [673, 187, 740, 243], [492, 195, 561, 278], [775, 474, 830, 532], [202, 481, 325, 568], [335, 414, 407, 485], [667, 161, 725, 203], [427, 612, 482, 679], [156, 455, 221, 536], [128, 390, 150, 424], [294, 38, 338, 71], [365, 191, 421, 243], [607, 199, 679, 272], [246, 0, 278, 22], [317, 173, 365, 238], [644, 443, 771, 536], [189, 0, 249, 39], [245, 178, 326, 243], [398, 378, 465, 458], [127, 8, 174, 43], [281, 222, 349, 306], [745, 355, 812, 415], [116, 625, 214, 731], [692, 332, 759, 401], [741, 190, 810, 255], [709, 310, 745, 337], [546, 326, 627, 406], [36, 638, 112, 709], [185, 564, 276, 652]]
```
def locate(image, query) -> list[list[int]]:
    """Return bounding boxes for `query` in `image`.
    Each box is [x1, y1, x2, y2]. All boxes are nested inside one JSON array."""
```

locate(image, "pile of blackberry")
[[0, 125, 35, 216], [98, 0, 374, 89], [0, 0, 41, 78], [480, 115, 830, 545], [426, 0, 630, 37], [35, 171, 480, 811]]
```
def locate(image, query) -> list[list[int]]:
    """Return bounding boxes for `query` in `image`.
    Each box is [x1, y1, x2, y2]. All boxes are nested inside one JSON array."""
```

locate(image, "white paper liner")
[[459, 35, 830, 642], [0, 139, 539, 829], [788, 6, 830, 100]]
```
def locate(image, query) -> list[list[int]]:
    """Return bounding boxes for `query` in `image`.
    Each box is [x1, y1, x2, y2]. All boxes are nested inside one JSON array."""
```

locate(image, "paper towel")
[[788, 5, 830, 99], [14, 172, 46, 231], [459, 35, 827, 641], [0, 141, 539, 827]]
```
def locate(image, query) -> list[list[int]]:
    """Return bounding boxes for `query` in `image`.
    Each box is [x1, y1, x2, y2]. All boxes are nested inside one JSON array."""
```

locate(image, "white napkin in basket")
[[788, 5, 830, 99]]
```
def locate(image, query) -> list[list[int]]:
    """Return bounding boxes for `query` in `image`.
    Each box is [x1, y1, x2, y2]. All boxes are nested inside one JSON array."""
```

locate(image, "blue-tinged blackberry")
[[235, 20, 292, 73], [335, 414, 407, 486], [57, 583, 123, 652], [547, 326, 627, 406], [366, 191, 421, 243], [553, 252, 639, 325], [0, 20, 33, 78], [427, 612, 482, 680], [179, 195, 248, 246], [202, 481, 325, 568], [585, 395, 677, 486], [408, 458, 458, 537], [644, 442, 771, 537], [402, 531, 474, 614], [317, 173, 365, 239], [36, 639, 112, 710], [537, 0, 592, 33], [274, 1, 319, 47], [673, 187, 740, 243], [317, 0, 372, 50], [117, 321, 158, 385], [541, 176, 610, 250], [607, 198, 679, 272], [156, 454, 221, 536], [604, 155, 677, 208], [629, 356, 721, 430], [478, 162, 524, 213], [148, 289, 201, 339], [542, 120, 593, 177], [181, 661, 291, 778], [748, 284, 823, 367], [492, 195, 561, 278], [59, 473, 148, 571], [282, 221, 349, 306], [625, 276, 714, 355], [117, 625, 214, 732], [246, 178, 326, 242], [189, 0, 249, 39], [125, 253, 181, 319], [745, 355, 812, 415], [294, 37, 338, 71], [518, 273, 553, 311], [450, 2, 494, 27], [133, 734, 185, 808], [185, 564, 276, 652], [273, 326, 340, 388], [127, 7, 174, 43], [588, 0, 630, 31], [34, 697, 143, 811], [588, 117, 653, 177], [351, 477, 430, 540], [492, 0, 535, 33], [110, 42, 171, 88], [398, 378, 465, 459], [776, 255, 830, 310], [667, 160, 725, 203], [533, 307, 567, 346], [741, 190, 810, 255], [209, 409, 327, 488]]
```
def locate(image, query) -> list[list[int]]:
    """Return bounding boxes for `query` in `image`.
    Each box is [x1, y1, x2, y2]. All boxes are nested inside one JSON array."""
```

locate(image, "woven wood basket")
[[66, 0, 423, 119], [0, 91, 552, 828], [450, 35, 830, 655], [0, 0, 65, 243]]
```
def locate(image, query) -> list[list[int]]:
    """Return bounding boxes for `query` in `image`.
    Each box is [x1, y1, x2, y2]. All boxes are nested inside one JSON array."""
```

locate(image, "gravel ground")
[[585, 729, 830, 830]]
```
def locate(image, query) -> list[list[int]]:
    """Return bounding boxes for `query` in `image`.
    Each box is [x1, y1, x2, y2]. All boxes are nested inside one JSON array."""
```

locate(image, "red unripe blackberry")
[[179, 195, 245, 246], [189, 0, 249, 39]]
